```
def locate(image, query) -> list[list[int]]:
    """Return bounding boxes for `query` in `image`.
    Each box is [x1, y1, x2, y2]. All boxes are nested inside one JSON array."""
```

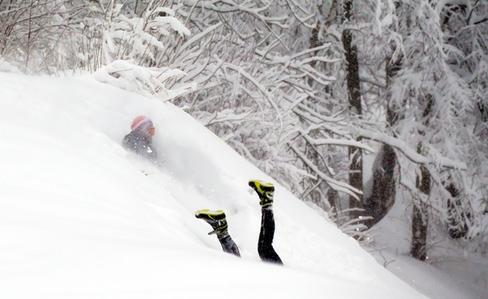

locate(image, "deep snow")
[[0, 72, 428, 298], [369, 190, 488, 299]]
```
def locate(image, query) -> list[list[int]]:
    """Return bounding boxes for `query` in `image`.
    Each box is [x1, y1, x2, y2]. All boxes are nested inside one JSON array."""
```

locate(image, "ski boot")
[[195, 209, 229, 236], [248, 179, 274, 208]]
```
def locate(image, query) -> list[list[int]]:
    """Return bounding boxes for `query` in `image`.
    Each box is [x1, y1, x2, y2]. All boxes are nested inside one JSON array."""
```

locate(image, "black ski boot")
[[195, 209, 241, 257], [195, 209, 228, 236], [248, 179, 274, 208]]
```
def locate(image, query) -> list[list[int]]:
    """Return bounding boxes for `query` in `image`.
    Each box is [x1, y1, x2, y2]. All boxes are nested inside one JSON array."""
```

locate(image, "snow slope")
[[0, 72, 426, 299]]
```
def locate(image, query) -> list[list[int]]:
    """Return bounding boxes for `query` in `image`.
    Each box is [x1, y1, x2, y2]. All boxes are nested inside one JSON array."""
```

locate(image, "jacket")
[[122, 131, 158, 160]]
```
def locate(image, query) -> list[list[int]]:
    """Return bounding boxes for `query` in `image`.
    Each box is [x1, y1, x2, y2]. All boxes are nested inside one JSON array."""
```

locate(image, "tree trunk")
[[447, 183, 463, 239], [478, 101, 488, 122], [364, 56, 401, 227], [411, 94, 433, 261], [306, 0, 339, 212], [446, 182, 471, 239], [411, 163, 430, 261], [327, 187, 339, 213], [365, 144, 396, 227], [25, 0, 34, 69], [342, 0, 363, 214]]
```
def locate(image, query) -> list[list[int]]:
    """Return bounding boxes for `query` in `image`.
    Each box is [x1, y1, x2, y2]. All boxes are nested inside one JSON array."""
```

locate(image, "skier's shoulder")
[[122, 132, 135, 148], [123, 131, 145, 146]]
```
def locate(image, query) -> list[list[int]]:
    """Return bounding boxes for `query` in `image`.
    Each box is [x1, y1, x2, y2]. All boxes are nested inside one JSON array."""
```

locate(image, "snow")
[[151, 16, 191, 37], [369, 190, 488, 299], [0, 58, 20, 73], [353, 127, 468, 170], [94, 61, 195, 101], [0, 72, 428, 298]]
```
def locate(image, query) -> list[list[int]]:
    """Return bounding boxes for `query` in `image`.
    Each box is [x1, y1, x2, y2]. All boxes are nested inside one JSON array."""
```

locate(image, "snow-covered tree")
[[349, 0, 487, 258]]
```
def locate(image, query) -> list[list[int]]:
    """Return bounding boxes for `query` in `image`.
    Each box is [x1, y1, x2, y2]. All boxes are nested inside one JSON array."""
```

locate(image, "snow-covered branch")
[[288, 143, 362, 200], [353, 128, 467, 170]]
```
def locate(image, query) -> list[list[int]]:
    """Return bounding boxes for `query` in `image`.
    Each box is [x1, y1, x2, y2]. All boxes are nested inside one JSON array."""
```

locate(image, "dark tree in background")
[[342, 0, 363, 217]]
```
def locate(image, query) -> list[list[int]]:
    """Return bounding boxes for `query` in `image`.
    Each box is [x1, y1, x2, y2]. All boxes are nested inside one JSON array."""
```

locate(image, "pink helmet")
[[131, 115, 155, 135]]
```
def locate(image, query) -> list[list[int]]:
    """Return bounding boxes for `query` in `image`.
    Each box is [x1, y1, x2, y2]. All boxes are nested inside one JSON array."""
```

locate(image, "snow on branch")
[[204, 110, 253, 126], [283, 0, 315, 28], [288, 143, 362, 200], [94, 60, 195, 100], [181, 0, 288, 28], [173, 23, 223, 61], [256, 44, 332, 64], [223, 62, 281, 116], [150, 16, 191, 37], [309, 137, 375, 153], [354, 127, 467, 170]]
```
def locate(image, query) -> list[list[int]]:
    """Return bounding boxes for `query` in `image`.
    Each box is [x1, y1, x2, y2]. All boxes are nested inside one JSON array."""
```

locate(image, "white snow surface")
[[0, 73, 427, 299], [370, 191, 488, 299]]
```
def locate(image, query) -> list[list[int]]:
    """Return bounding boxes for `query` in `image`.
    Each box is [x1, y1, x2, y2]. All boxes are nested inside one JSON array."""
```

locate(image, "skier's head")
[[131, 115, 155, 137]]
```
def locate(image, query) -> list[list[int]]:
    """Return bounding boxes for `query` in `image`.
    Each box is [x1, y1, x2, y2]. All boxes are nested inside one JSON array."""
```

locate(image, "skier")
[[123, 115, 158, 160], [195, 179, 283, 265]]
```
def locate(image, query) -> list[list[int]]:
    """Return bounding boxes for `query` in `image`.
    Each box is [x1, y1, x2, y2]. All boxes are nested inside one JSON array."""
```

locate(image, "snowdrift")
[[0, 73, 426, 299]]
